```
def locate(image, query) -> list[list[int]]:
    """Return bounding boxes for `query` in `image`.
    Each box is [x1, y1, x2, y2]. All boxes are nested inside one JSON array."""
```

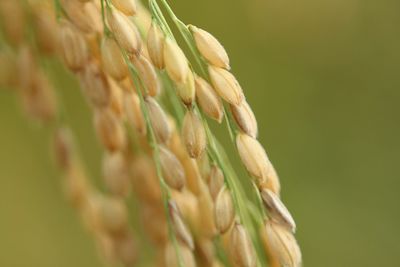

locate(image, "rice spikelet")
[[209, 66, 244, 105], [163, 38, 189, 83], [195, 75, 224, 122], [190, 25, 230, 69]]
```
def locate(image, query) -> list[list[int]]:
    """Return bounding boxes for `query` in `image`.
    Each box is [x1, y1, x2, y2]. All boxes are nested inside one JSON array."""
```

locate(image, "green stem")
[[53, 0, 62, 20], [100, 0, 112, 36], [160, 71, 185, 124]]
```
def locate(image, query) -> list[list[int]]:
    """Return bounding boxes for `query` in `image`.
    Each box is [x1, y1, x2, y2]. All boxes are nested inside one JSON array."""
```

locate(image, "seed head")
[[190, 25, 230, 69], [214, 187, 235, 234], [107, 7, 142, 55], [145, 97, 171, 143], [111, 0, 137, 16], [159, 145, 186, 190], [264, 220, 302, 267], [236, 133, 271, 182], [147, 21, 165, 69], [195, 75, 224, 122], [230, 222, 257, 267], [231, 101, 258, 138], [182, 110, 207, 158], [209, 66, 244, 105], [101, 36, 128, 81], [131, 54, 160, 97], [261, 189, 296, 232], [163, 37, 189, 83]]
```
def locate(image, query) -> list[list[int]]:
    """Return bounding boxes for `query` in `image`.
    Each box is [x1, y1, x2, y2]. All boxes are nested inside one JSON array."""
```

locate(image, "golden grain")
[[236, 133, 271, 182], [101, 37, 128, 81], [182, 110, 207, 158], [107, 7, 142, 55], [79, 62, 111, 108], [124, 91, 147, 136], [169, 200, 195, 250], [108, 78, 125, 119], [0, 0, 25, 45], [164, 241, 196, 267], [32, 3, 58, 54], [159, 145, 186, 190], [0, 50, 17, 88], [231, 101, 258, 138], [264, 220, 302, 267], [102, 152, 131, 197], [261, 189, 296, 232], [164, 37, 189, 83], [61, 0, 102, 33], [17, 45, 37, 90], [175, 70, 196, 105], [53, 127, 75, 171], [94, 108, 126, 152], [98, 197, 129, 236], [214, 187, 235, 234], [230, 222, 257, 267], [59, 21, 89, 72], [114, 232, 138, 266], [147, 21, 165, 69], [195, 75, 224, 123], [111, 0, 137, 16], [208, 165, 225, 201], [63, 165, 90, 208], [209, 65, 244, 105], [190, 25, 230, 69], [145, 96, 171, 143], [131, 155, 162, 203], [260, 164, 281, 196], [19, 71, 57, 122], [197, 181, 217, 238], [131, 53, 161, 97]]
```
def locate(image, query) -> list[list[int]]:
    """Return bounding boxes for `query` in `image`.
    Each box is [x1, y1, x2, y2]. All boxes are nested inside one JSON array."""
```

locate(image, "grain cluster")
[[0, 0, 302, 266]]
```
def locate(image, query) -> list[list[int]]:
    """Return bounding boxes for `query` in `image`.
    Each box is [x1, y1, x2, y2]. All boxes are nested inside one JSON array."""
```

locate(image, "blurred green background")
[[1, 0, 399, 266]]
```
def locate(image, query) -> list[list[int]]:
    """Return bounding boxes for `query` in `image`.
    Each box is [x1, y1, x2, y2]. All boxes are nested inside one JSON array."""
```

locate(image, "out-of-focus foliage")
[[0, 0, 399, 266]]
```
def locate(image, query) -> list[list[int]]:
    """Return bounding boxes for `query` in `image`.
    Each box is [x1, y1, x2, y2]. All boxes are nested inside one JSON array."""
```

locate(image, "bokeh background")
[[1, 0, 399, 266]]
